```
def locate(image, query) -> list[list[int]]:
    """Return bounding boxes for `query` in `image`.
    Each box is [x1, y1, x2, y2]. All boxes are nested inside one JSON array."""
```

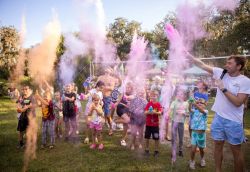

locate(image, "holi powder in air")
[[125, 32, 149, 87], [10, 15, 27, 83], [23, 115, 38, 172], [159, 0, 239, 158], [28, 12, 61, 85], [59, 0, 116, 85]]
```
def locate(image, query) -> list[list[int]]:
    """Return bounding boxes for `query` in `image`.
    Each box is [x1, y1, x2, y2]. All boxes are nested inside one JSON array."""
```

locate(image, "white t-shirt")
[[212, 67, 250, 123]]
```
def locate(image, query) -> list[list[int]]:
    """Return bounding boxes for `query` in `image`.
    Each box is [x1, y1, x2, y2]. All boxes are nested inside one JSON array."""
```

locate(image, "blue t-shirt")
[[190, 109, 208, 130]]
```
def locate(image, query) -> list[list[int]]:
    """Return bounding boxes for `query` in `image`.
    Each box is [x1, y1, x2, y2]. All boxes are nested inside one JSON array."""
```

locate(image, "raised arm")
[[186, 52, 213, 74]]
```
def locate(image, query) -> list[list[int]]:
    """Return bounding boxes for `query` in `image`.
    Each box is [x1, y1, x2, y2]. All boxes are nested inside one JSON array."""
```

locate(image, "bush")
[[0, 80, 8, 97]]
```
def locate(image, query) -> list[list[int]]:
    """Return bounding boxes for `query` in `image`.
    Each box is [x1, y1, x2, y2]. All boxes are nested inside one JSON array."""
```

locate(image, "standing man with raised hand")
[[186, 53, 250, 172], [97, 68, 116, 136]]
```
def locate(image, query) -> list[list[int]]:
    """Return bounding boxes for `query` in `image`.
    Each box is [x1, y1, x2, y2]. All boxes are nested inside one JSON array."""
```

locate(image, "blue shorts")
[[191, 131, 206, 148], [211, 113, 244, 145], [103, 96, 112, 117]]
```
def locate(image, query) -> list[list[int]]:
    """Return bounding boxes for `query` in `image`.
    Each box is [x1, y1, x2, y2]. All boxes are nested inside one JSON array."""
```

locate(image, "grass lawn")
[[0, 96, 249, 172]]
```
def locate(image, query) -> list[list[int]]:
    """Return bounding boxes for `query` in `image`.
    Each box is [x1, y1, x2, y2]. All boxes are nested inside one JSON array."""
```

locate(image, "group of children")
[[15, 74, 209, 170]]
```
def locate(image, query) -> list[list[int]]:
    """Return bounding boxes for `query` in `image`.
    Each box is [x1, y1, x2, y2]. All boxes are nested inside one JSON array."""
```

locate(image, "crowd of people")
[[12, 55, 250, 171]]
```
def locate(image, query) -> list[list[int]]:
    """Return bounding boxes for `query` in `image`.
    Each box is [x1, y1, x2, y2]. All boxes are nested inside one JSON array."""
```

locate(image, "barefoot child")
[[88, 94, 105, 150]]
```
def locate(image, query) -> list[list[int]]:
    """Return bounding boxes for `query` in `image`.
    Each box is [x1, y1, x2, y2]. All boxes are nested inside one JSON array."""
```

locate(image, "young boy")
[[189, 98, 208, 169], [35, 91, 55, 149], [16, 85, 35, 149], [144, 89, 162, 157]]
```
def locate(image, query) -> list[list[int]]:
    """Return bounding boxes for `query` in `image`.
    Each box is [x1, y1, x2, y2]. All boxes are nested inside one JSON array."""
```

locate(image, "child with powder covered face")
[[128, 87, 148, 150]]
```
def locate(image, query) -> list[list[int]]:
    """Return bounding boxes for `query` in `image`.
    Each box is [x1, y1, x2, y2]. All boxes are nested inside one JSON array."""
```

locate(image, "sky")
[[0, 0, 183, 48]]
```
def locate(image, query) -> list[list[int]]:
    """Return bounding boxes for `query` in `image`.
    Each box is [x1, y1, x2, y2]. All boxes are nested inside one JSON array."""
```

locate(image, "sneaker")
[[84, 137, 89, 144], [117, 124, 123, 130], [16, 144, 24, 149], [131, 144, 135, 150], [178, 151, 183, 157], [95, 137, 98, 143], [171, 159, 176, 166], [112, 122, 116, 130], [90, 144, 96, 149], [49, 145, 54, 149], [144, 150, 150, 157], [120, 140, 127, 146], [138, 144, 143, 149], [98, 143, 104, 150], [153, 151, 159, 157], [41, 144, 46, 149], [76, 130, 79, 135], [189, 160, 195, 170], [200, 159, 206, 167]]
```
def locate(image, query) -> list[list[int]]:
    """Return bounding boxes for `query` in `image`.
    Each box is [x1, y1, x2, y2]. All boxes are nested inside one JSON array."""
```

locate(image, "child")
[[81, 81, 104, 144], [169, 87, 189, 164], [189, 98, 208, 169], [53, 91, 63, 138], [144, 89, 162, 157], [16, 85, 35, 149], [128, 87, 147, 150], [115, 82, 134, 146], [35, 91, 55, 149], [88, 94, 105, 150], [62, 84, 76, 141], [187, 81, 208, 148]]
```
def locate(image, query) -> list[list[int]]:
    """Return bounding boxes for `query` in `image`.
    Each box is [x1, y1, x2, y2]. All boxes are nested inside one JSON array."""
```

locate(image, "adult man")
[[98, 68, 116, 135], [187, 53, 250, 172]]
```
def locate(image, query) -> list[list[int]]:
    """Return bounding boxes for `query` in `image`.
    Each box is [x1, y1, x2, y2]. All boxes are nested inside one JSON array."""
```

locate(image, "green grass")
[[0, 97, 250, 172]]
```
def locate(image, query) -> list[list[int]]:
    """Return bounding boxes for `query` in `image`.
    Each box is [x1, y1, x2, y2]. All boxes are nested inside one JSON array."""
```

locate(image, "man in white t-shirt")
[[186, 53, 250, 172]]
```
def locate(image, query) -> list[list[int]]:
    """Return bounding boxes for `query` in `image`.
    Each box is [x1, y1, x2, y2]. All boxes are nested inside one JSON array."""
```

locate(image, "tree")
[[151, 13, 176, 59], [0, 26, 20, 79], [107, 17, 143, 60], [194, 0, 250, 57]]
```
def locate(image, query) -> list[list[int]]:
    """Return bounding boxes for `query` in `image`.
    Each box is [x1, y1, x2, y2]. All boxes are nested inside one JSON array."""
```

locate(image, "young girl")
[[88, 94, 105, 150], [128, 87, 147, 150], [53, 91, 63, 138], [115, 82, 135, 146], [169, 87, 189, 164], [81, 81, 104, 144], [35, 91, 55, 149], [189, 98, 208, 169]]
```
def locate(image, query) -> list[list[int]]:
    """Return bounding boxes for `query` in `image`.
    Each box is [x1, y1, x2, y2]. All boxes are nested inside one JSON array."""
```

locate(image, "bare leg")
[[145, 139, 149, 151], [122, 123, 128, 141], [190, 145, 197, 161], [230, 144, 244, 172], [214, 140, 224, 172], [199, 147, 204, 159], [155, 140, 159, 152]]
